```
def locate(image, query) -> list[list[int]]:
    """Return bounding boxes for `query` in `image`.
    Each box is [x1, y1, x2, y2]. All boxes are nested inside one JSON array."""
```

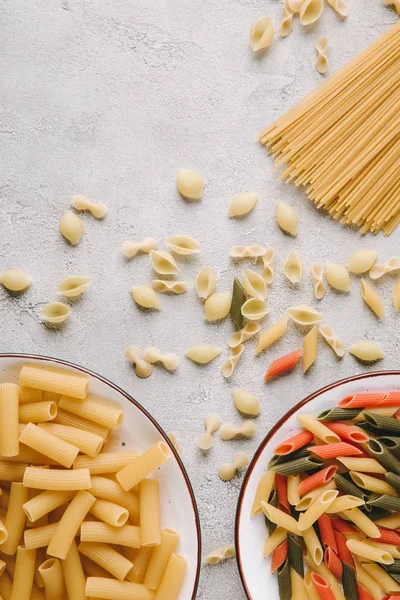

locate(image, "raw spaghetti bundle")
[[260, 22, 400, 235]]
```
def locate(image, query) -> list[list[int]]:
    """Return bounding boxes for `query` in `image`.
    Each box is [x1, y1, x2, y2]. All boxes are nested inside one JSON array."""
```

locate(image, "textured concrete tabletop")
[[1, 1, 399, 597]]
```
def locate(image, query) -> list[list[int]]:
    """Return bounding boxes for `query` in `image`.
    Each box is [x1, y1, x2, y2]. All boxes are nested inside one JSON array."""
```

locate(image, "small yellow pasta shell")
[[361, 280, 384, 319], [283, 251, 303, 284], [203, 545, 235, 564], [228, 193, 258, 218], [41, 302, 72, 324], [250, 17, 274, 52], [348, 249, 377, 274], [131, 286, 160, 310], [196, 267, 216, 300], [276, 202, 298, 236], [185, 345, 221, 364], [349, 340, 384, 362], [241, 298, 269, 321], [315, 36, 328, 75], [319, 324, 345, 357], [242, 269, 267, 300], [288, 0, 305, 12], [311, 264, 326, 300], [204, 292, 232, 321], [56, 276, 90, 297], [232, 388, 260, 416], [370, 257, 400, 280], [165, 235, 200, 256], [60, 210, 84, 246], [287, 304, 322, 326], [280, 3, 293, 37], [176, 169, 203, 201], [151, 280, 188, 294], [149, 250, 179, 275], [299, 0, 324, 25], [326, 0, 348, 17], [325, 261, 351, 292], [0, 269, 32, 292]]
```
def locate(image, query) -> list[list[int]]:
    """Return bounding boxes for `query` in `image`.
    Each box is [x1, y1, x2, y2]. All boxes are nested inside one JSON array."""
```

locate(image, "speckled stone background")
[[0, 1, 399, 597]]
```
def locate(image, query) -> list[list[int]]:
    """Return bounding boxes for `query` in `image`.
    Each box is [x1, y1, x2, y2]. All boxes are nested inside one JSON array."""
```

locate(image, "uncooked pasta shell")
[[228, 193, 258, 218], [369, 257, 400, 280], [276, 202, 298, 236], [165, 235, 200, 256], [299, 0, 324, 25], [196, 266, 216, 300], [41, 302, 71, 324], [60, 210, 84, 246], [56, 276, 90, 298], [230, 245, 266, 259], [241, 298, 269, 321], [229, 322, 260, 348], [348, 250, 377, 274], [284, 251, 303, 284], [325, 262, 351, 292], [149, 250, 179, 275], [185, 344, 221, 365], [287, 304, 322, 326], [152, 280, 188, 294], [327, 0, 348, 17], [262, 248, 275, 284], [319, 324, 345, 357], [176, 169, 203, 201], [131, 285, 160, 310], [203, 545, 236, 565], [242, 269, 267, 300], [221, 345, 244, 378], [204, 292, 232, 321], [0, 269, 32, 292], [349, 341, 384, 362], [250, 17, 274, 52], [311, 264, 326, 300], [232, 388, 260, 416], [288, 0, 305, 12], [316, 37, 329, 75]]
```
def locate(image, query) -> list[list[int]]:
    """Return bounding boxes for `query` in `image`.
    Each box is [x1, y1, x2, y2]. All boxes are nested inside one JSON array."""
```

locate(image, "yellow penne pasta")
[[368, 541, 400, 559], [23, 467, 91, 491], [375, 513, 400, 529], [89, 475, 139, 525], [354, 560, 382, 600], [0, 383, 19, 457], [296, 481, 336, 511], [291, 567, 307, 600], [73, 450, 138, 474], [287, 474, 301, 506], [78, 542, 134, 581], [116, 442, 170, 491], [367, 562, 400, 593], [347, 539, 393, 564], [19, 401, 57, 424], [19, 365, 88, 399], [38, 423, 103, 457], [298, 491, 338, 531], [297, 414, 340, 443], [144, 529, 179, 589], [58, 394, 122, 429], [302, 526, 323, 565], [140, 479, 161, 547], [155, 553, 187, 600], [85, 577, 155, 600], [350, 471, 396, 495], [325, 495, 365, 513], [342, 507, 380, 538], [261, 502, 301, 535], [263, 527, 287, 557], [250, 471, 275, 517], [20, 423, 79, 469], [10, 546, 36, 600], [304, 552, 346, 600], [1, 482, 29, 555], [80, 522, 141, 548], [337, 457, 387, 474]]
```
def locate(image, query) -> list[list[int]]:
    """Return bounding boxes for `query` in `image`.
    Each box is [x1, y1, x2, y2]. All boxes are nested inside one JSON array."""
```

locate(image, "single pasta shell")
[[299, 0, 324, 25], [325, 262, 351, 292], [165, 235, 200, 256], [276, 202, 298, 236], [241, 298, 269, 321], [149, 250, 179, 275], [250, 17, 274, 52], [288, 304, 322, 326], [327, 0, 348, 17], [316, 54, 328, 75], [0, 269, 32, 292], [176, 169, 203, 201], [349, 341, 384, 362], [185, 344, 221, 365], [280, 9, 293, 37], [151, 280, 188, 294], [131, 285, 160, 310], [196, 266, 216, 300], [311, 264, 326, 300], [370, 257, 400, 280], [242, 269, 267, 300], [283, 251, 303, 284], [348, 250, 378, 274], [41, 302, 72, 324], [319, 324, 345, 357], [232, 388, 260, 416], [228, 193, 258, 218], [60, 210, 84, 245], [204, 292, 232, 321], [56, 275, 90, 297], [288, 0, 305, 12], [203, 545, 236, 565]]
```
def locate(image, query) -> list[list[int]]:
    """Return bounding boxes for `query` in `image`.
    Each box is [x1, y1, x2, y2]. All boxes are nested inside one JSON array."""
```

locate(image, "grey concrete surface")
[[0, 1, 399, 597]]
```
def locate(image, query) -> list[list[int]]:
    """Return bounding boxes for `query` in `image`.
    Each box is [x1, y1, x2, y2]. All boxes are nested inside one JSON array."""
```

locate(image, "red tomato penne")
[[324, 546, 342, 579], [264, 349, 302, 380], [338, 393, 386, 408], [357, 583, 375, 600], [298, 466, 338, 497], [381, 392, 400, 406], [333, 530, 355, 567], [310, 442, 363, 459], [331, 518, 357, 535], [311, 573, 336, 600], [271, 539, 288, 572], [325, 422, 369, 444], [274, 430, 314, 456], [275, 474, 290, 512], [318, 514, 338, 552], [377, 527, 400, 545]]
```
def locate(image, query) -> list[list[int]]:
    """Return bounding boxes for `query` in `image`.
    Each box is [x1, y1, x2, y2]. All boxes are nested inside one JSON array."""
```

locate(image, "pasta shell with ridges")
[[369, 257, 400, 280], [60, 210, 84, 246], [221, 345, 244, 378], [262, 248, 275, 284], [165, 235, 200, 256], [152, 280, 188, 294], [203, 545, 236, 564], [311, 264, 326, 300], [327, 0, 348, 17], [56, 276, 90, 298], [230, 245, 266, 259], [232, 388, 260, 416], [280, 2, 293, 37], [229, 323, 260, 348], [319, 324, 345, 357]]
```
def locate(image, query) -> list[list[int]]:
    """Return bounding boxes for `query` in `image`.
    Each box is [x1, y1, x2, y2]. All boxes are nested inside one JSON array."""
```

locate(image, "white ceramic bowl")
[[0, 353, 201, 599], [235, 370, 400, 600]]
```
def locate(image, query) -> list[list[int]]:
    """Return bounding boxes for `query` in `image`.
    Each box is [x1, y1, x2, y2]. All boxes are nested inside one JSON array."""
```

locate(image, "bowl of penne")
[[235, 370, 400, 600], [0, 353, 201, 600]]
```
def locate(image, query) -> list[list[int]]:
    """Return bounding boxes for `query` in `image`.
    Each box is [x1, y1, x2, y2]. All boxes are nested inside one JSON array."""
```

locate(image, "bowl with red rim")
[[235, 370, 400, 600]]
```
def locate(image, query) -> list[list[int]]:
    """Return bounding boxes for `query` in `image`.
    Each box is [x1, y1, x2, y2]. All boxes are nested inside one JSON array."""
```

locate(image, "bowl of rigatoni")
[[235, 370, 400, 600], [0, 354, 201, 600]]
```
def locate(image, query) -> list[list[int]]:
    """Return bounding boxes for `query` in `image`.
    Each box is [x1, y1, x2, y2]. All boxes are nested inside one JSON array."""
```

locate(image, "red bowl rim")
[[235, 369, 400, 600]]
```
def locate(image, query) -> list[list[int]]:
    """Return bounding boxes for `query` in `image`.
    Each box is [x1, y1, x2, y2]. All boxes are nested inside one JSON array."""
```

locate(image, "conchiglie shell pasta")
[[325, 262, 351, 292], [348, 250, 378, 274], [242, 269, 267, 300], [176, 169, 203, 201], [230, 245, 266, 259], [280, 1, 294, 37], [315, 36, 329, 75], [56, 276, 90, 297], [288, 304, 322, 326], [221, 345, 244, 378], [394, 280, 400, 312], [152, 280, 188, 294], [311, 264, 326, 300], [232, 388, 260, 416], [41, 302, 72, 324], [369, 257, 400, 280], [60, 210, 84, 246], [299, 0, 323, 25], [276, 202, 298, 236], [262, 248, 275, 284], [361, 280, 384, 319], [250, 17, 274, 52], [131, 285, 160, 310], [229, 322, 260, 348], [185, 345, 221, 364], [284, 251, 303, 284], [349, 340, 384, 362], [203, 545, 236, 565], [149, 250, 179, 275], [196, 267, 216, 300], [326, 0, 348, 17], [288, 0, 305, 12], [165, 235, 200, 256], [0, 269, 32, 292], [319, 324, 345, 357], [228, 193, 258, 218], [204, 292, 232, 321], [241, 298, 269, 321]]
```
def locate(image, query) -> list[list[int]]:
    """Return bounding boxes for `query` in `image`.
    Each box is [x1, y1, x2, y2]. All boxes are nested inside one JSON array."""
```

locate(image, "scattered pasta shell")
[[315, 36, 328, 75], [311, 264, 326, 300], [280, 1, 294, 37], [121, 238, 158, 259], [326, 0, 348, 17], [221, 345, 244, 378], [232, 388, 260, 416], [256, 315, 289, 354], [60, 210, 84, 246], [131, 286, 160, 310], [228, 193, 258, 218], [288, 304, 322, 326], [165, 235, 200, 256], [203, 545, 236, 565], [229, 322, 260, 348], [72, 195, 108, 219], [348, 250, 377, 274], [41, 302, 71, 324], [185, 345, 221, 365], [276, 202, 298, 236], [149, 250, 179, 275], [196, 267, 216, 300], [250, 17, 274, 52], [284, 251, 303, 284], [325, 262, 351, 292], [262, 248, 275, 284], [319, 324, 345, 357], [241, 298, 269, 321], [176, 169, 203, 201], [56, 276, 90, 298], [230, 245, 266, 259], [152, 280, 188, 294], [242, 269, 267, 300], [0, 269, 32, 292], [349, 341, 384, 362], [204, 292, 232, 321], [369, 257, 400, 280], [299, 0, 323, 25], [361, 280, 384, 319], [394, 280, 400, 312], [288, 0, 305, 12]]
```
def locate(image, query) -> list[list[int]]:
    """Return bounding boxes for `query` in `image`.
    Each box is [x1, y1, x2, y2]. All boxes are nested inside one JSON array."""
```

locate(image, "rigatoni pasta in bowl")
[[235, 370, 400, 600], [0, 354, 201, 600]]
